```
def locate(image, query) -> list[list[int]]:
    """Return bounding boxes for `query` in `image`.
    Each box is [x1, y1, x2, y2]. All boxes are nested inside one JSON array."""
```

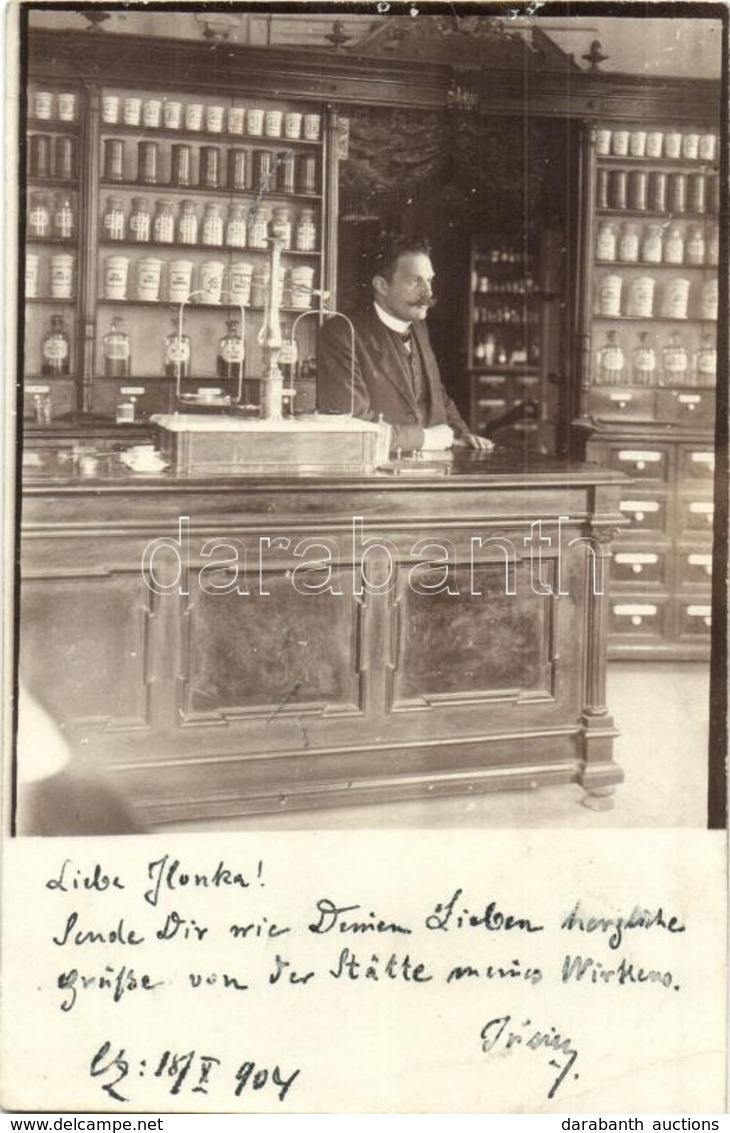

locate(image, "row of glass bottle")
[[595, 330, 716, 388], [596, 220, 719, 267], [39, 313, 267, 380], [102, 196, 318, 251], [102, 316, 253, 380]]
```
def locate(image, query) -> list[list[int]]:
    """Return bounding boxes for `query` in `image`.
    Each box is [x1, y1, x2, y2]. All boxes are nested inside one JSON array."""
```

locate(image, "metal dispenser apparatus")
[[152, 238, 391, 475]]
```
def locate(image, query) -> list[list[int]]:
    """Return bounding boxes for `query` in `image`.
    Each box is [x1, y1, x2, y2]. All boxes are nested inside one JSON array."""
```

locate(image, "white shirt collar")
[[374, 301, 411, 335]]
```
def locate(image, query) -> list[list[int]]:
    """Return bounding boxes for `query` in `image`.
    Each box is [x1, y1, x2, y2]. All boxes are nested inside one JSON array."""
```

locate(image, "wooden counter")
[[19, 447, 627, 827]]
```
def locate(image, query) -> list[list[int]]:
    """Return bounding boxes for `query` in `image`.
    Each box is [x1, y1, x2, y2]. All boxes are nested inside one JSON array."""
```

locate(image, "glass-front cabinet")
[[574, 121, 720, 659], [21, 70, 333, 426], [24, 82, 85, 421]]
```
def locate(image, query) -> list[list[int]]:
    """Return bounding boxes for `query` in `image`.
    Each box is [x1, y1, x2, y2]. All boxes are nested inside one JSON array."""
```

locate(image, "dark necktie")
[[396, 326, 427, 417]]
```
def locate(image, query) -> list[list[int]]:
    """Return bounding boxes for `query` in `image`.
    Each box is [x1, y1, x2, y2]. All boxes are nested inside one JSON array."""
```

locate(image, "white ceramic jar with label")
[[163, 100, 182, 129], [629, 131, 647, 157], [104, 255, 129, 300], [167, 260, 193, 303], [136, 257, 163, 301], [199, 260, 225, 305], [227, 107, 245, 135], [681, 132, 700, 160], [206, 105, 225, 133], [660, 278, 690, 320], [598, 274, 623, 317], [123, 97, 142, 126], [57, 93, 77, 121], [50, 253, 74, 299], [595, 128, 611, 156], [33, 91, 53, 119], [185, 103, 204, 131], [699, 134, 717, 161], [264, 110, 283, 138], [143, 99, 162, 128], [645, 131, 663, 158], [626, 276, 655, 319]]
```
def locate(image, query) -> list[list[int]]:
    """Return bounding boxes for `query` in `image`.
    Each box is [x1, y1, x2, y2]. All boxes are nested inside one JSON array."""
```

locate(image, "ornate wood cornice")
[[24, 28, 721, 123]]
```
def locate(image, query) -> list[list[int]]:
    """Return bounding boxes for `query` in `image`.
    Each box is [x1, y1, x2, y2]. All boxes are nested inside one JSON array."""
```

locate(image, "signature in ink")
[[480, 1013, 579, 1099]]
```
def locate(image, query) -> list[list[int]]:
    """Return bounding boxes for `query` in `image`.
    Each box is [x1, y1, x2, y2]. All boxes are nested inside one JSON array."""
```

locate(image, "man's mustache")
[[411, 296, 436, 309]]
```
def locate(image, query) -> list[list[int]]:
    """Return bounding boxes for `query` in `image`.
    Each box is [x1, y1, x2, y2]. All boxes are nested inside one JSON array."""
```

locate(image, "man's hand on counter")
[[421, 423, 455, 451], [458, 432, 495, 452], [419, 426, 494, 453]]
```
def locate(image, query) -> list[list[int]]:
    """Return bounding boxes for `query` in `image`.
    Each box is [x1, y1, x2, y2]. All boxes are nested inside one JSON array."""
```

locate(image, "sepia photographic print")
[[2, 1, 728, 1117]]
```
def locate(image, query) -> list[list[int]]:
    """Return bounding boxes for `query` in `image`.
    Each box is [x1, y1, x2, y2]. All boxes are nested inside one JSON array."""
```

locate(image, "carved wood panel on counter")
[[19, 461, 627, 827]]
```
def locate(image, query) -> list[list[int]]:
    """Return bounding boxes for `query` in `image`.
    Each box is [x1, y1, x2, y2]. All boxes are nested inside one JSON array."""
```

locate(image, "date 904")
[[90, 1041, 300, 1105]]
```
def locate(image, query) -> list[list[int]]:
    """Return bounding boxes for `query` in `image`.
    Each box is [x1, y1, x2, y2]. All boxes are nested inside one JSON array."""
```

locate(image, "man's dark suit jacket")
[[317, 306, 470, 451]]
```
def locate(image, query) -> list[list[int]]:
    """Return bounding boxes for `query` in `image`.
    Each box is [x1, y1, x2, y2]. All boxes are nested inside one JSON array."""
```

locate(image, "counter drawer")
[[656, 389, 715, 428], [678, 498, 715, 535], [676, 601, 712, 638], [618, 494, 668, 534], [612, 549, 668, 588], [677, 549, 714, 587], [588, 386, 655, 423], [606, 444, 670, 483], [678, 446, 716, 483], [609, 599, 668, 640]]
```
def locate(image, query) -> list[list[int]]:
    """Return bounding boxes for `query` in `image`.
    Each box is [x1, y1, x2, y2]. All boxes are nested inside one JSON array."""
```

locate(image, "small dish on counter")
[[120, 445, 169, 473]]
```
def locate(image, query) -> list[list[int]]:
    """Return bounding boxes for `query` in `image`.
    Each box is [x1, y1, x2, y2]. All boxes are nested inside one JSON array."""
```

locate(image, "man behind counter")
[[317, 233, 493, 453]]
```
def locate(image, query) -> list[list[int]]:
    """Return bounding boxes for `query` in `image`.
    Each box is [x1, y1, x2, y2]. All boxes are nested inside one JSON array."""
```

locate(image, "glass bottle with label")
[[617, 222, 639, 263], [202, 202, 223, 247], [596, 329, 625, 385], [661, 330, 688, 387], [41, 314, 70, 376], [640, 224, 663, 264], [707, 224, 719, 267], [102, 195, 126, 242], [248, 206, 269, 249], [270, 206, 292, 250], [164, 319, 191, 379], [152, 200, 175, 245], [217, 318, 245, 380], [663, 225, 684, 265], [595, 221, 616, 263], [102, 316, 131, 378], [225, 204, 247, 248], [53, 195, 75, 240], [129, 197, 151, 244], [693, 333, 716, 388], [631, 332, 656, 386], [294, 208, 317, 252], [685, 225, 705, 266], [177, 200, 198, 246], [28, 192, 51, 238]]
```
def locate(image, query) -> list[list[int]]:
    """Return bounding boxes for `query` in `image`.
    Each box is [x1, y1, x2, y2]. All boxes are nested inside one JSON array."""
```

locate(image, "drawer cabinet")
[[574, 119, 718, 660], [612, 549, 668, 588], [605, 444, 670, 481], [618, 493, 668, 535]]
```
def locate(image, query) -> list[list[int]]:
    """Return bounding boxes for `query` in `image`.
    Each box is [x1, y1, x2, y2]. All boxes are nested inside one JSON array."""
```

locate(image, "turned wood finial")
[[582, 40, 609, 70]]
